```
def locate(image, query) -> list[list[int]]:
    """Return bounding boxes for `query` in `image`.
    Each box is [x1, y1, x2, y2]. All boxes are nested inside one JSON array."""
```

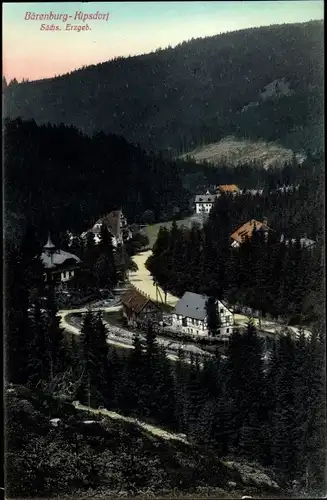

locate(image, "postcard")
[[3, 1, 325, 499]]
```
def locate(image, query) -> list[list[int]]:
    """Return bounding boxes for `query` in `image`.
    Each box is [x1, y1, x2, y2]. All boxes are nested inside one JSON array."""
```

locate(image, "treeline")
[[6, 117, 322, 253], [4, 118, 190, 239], [179, 149, 323, 195], [4, 21, 323, 153], [146, 182, 323, 324]]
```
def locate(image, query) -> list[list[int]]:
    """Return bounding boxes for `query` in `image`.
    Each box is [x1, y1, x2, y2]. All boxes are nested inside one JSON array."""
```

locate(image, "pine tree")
[[86, 231, 96, 250], [304, 329, 326, 494], [262, 340, 279, 465], [205, 297, 221, 336], [78, 310, 106, 407], [44, 286, 65, 382], [226, 329, 245, 444], [195, 399, 216, 450], [270, 332, 297, 480], [106, 348, 123, 410], [292, 332, 310, 479], [5, 246, 31, 384], [173, 348, 189, 433], [152, 226, 170, 257], [27, 300, 48, 386], [186, 356, 207, 440], [95, 224, 117, 289], [93, 312, 110, 405], [142, 325, 175, 424], [122, 334, 147, 416]]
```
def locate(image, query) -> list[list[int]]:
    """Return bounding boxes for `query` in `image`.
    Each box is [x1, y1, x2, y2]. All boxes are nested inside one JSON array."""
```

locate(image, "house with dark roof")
[[195, 191, 218, 215], [81, 209, 132, 247], [171, 291, 234, 337], [121, 288, 162, 328], [41, 233, 81, 288]]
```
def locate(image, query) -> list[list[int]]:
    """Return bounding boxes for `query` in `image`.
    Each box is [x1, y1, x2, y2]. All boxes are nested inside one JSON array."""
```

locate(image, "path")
[[129, 250, 179, 307], [61, 310, 210, 363], [72, 401, 189, 444]]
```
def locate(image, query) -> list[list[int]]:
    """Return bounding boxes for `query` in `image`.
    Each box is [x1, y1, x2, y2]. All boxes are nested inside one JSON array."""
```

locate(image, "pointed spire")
[[44, 232, 56, 252]]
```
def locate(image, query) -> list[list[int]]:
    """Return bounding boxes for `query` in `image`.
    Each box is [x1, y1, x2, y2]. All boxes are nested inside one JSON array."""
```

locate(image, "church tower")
[[43, 232, 56, 265]]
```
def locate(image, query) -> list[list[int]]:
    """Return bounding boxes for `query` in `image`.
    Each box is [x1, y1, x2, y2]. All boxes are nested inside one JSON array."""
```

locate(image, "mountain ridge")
[[4, 20, 323, 154]]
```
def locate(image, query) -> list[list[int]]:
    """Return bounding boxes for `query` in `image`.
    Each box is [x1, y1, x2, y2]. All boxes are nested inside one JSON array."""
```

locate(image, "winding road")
[[129, 250, 179, 307], [58, 249, 311, 359], [129, 250, 312, 339]]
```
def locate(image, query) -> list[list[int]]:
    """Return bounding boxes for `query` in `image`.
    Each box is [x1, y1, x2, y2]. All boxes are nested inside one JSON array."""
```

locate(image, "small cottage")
[[122, 288, 162, 328]]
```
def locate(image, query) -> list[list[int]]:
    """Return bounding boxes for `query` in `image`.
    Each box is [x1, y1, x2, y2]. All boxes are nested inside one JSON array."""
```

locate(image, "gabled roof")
[[195, 194, 217, 203], [41, 250, 81, 269], [173, 291, 232, 320], [94, 210, 123, 238], [231, 219, 270, 244], [218, 184, 240, 193], [121, 288, 159, 314]]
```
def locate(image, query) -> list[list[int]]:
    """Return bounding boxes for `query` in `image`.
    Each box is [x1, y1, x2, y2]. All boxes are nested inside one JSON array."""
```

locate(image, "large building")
[[280, 235, 316, 249], [121, 288, 162, 328], [171, 291, 234, 337], [81, 209, 132, 247], [230, 219, 270, 248], [41, 234, 81, 288], [216, 184, 240, 196], [195, 192, 218, 214]]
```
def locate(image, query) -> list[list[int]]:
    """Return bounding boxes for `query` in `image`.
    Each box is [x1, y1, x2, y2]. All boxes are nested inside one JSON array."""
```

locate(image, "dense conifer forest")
[[4, 20, 324, 154], [146, 156, 324, 326], [6, 291, 326, 498], [4, 117, 190, 238], [5, 118, 323, 247]]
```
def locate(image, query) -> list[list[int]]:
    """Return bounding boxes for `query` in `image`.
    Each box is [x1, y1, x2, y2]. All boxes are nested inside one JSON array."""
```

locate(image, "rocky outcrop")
[[224, 459, 281, 492]]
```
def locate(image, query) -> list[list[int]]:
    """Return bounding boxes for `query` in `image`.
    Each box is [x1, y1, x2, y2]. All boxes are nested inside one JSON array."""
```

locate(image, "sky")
[[2, 1, 324, 82]]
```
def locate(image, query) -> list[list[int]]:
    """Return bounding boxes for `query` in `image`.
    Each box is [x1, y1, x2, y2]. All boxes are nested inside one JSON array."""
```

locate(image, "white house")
[[171, 291, 234, 338], [280, 234, 316, 249], [195, 192, 218, 215]]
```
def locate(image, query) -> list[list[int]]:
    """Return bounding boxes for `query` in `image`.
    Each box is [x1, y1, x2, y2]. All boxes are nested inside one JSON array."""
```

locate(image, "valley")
[[3, 9, 325, 500]]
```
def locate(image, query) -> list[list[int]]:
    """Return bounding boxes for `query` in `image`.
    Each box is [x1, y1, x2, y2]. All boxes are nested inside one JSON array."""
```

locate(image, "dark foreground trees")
[[6, 298, 326, 496]]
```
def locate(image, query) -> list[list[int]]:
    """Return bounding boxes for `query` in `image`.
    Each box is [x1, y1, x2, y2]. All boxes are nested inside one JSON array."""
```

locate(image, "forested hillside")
[[4, 21, 323, 154], [5, 384, 284, 499], [4, 118, 190, 241]]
